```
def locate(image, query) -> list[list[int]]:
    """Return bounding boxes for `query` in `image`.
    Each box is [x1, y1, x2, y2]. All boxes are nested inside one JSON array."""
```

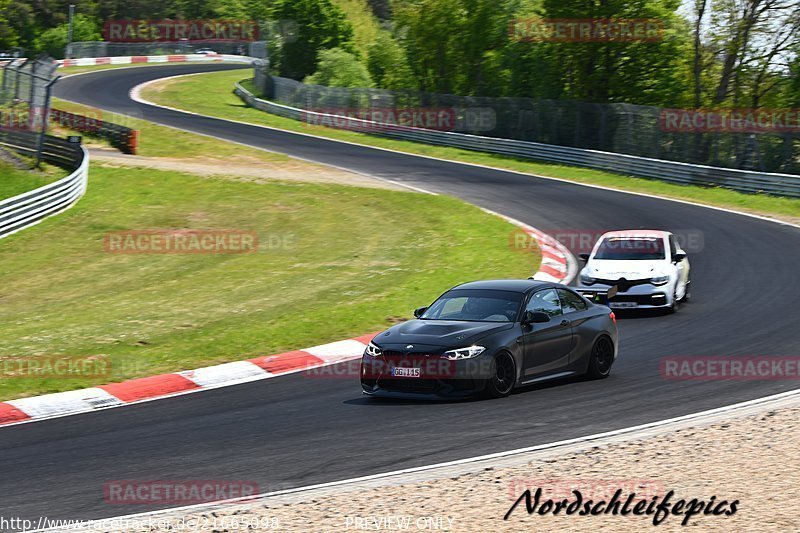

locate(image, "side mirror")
[[673, 252, 686, 263], [414, 306, 428, 318], [579, 253, 590, 262], [522, 310, 551, 324]]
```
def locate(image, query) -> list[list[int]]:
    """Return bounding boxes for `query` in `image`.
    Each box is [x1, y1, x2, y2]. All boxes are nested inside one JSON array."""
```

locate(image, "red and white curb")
[[56, 53, 255, 69], [483, 208, 577, 284], [0, 333, 378, 427]]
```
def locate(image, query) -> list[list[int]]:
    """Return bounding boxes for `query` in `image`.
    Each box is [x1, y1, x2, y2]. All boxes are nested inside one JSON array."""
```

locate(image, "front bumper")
[[576, 283, 672, 309], [360, 353, 494, 398]]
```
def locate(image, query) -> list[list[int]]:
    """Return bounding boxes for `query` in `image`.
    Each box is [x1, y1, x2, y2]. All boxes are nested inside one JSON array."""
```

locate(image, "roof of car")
[[601, 229, 670, 239], [451, 279, 553, 293]]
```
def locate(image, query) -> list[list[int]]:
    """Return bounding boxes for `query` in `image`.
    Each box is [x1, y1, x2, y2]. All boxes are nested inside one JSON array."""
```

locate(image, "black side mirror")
[[414, 306, 428, 318], [673, 252, 686, 263], [579, 253, 590, 262], [522, 310, 551, 324]]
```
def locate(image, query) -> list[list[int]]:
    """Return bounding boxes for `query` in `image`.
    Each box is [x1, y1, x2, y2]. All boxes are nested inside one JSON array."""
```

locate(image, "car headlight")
[[650, 274, 669, 286], [443, 345, 485, 360], [364, 342, 383, 357], [580, 272, 596, 285]]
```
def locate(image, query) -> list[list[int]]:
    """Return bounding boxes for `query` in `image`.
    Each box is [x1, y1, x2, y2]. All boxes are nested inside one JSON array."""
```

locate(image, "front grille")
[[382, 350, 444, 358], [612, 293, 668, 304], [591, 278, 652, 290]]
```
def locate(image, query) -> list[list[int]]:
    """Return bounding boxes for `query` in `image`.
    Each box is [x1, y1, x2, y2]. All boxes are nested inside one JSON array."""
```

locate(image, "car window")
[[668, 234, 677, 256], [594, 237, 665, 260], [421, 289, 524, 322], [526, 288, 562, 317], [557, 289, 588, 313], [440, 297, 466, 318]]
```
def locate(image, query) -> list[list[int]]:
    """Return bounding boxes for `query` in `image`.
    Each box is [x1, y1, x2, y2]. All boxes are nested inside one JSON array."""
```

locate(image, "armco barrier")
[[0, 130, 89, 239], [234, 81, 800, 198], [50, 108, 138, 154], [56, 53, 257, 68]]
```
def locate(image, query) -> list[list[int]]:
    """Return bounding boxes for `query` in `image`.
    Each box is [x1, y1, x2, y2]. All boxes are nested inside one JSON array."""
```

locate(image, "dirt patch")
[[115, 403, 800, 532], [89, 149, 409, 190]]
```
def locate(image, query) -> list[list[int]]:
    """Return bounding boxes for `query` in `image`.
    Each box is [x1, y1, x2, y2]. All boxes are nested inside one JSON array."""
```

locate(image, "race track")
[[2, 63, 798, 524]]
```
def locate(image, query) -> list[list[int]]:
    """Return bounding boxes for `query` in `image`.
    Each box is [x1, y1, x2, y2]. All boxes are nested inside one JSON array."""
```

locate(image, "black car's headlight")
[[443, 346, 485, 360], [364, 342, 383, 357], [650, 274, 669, 286]]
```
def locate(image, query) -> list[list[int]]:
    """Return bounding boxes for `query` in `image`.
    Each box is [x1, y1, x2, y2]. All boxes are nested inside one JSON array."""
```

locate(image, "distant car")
[[575, 230, 690, 313], [360, 279, 618, 399], [194, 49, 217, 55]]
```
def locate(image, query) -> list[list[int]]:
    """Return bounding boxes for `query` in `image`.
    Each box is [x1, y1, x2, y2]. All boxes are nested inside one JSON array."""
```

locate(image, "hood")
[[587, 259, 667, 280], [375, 320, 514, 348]]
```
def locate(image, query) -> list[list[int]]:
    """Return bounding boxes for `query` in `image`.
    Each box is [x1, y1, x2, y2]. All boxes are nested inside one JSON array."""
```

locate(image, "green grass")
[[0, 165, 539, 400], [142, 70, 800, 222], [0, 161, 63, 201]]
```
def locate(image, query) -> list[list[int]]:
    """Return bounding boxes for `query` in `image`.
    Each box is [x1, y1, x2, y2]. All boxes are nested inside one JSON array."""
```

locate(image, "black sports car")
[[361, 279, 618, 399]]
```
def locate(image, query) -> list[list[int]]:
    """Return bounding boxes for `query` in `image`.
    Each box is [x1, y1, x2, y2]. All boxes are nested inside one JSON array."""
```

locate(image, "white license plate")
[[610, 302, 637, 308], [392, 367, 421, 378]]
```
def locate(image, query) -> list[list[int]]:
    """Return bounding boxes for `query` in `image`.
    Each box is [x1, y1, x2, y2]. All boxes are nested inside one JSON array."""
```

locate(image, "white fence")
[[234, 81, 800, 198], [0, 132, 89, 239]]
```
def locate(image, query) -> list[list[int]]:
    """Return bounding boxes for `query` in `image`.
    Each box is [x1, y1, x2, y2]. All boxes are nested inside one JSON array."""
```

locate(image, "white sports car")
[[575, 230, 691, 313]]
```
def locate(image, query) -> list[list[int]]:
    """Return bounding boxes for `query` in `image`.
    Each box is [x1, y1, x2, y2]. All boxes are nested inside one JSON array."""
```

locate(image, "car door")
[[521, 288, 573, 378], [556, 288, 593, 363]]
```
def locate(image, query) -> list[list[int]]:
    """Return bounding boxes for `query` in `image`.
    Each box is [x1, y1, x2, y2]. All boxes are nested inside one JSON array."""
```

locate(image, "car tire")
[[485, 351, 516, 398], [667, 287, 680, 314], [587, 336, 614, 379], [682, 278, 691, 302]]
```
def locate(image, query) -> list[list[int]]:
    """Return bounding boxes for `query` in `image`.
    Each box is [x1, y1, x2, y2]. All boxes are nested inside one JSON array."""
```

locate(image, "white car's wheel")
[[668, 287, 680, 313], [682, 277, 692, 302]]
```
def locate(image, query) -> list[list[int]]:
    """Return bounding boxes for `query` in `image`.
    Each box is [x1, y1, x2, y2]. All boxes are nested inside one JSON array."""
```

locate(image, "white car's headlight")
[[364, 342, 383, 357], [443, 346, 485, 360], [650, 274, 669, 285], [580, 272, 596, 285]]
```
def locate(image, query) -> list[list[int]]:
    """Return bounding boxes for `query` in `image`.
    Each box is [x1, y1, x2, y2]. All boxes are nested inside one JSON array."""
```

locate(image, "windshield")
[[421, 289, 523, 322], [594, 237, 666, 260]]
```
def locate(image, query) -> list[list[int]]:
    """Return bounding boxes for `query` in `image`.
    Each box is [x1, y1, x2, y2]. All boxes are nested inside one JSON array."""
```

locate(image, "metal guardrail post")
[[34, 76, 60, 168]]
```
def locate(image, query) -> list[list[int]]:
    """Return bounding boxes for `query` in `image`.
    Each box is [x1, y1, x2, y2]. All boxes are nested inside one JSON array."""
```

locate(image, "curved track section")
[[2, 63, 798, 523]]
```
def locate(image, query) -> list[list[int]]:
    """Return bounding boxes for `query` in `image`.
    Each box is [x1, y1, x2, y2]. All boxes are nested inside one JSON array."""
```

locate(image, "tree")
[[366, 32, 415, 89], [304, 47, 372, 87], [35, 14, 101, 58], [271, 0, 355, 80]]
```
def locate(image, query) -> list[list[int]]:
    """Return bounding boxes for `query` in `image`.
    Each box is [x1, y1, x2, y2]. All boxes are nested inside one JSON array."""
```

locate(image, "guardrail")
[[234, 81, 800, 198], [50, 108, 138, 154], [0, 131, 89, 239]]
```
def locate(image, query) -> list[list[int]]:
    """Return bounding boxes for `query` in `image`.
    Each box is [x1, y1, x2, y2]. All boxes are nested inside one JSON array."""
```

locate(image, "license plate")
[[610, 302, 637, 308], [392, 367, 421, 378]]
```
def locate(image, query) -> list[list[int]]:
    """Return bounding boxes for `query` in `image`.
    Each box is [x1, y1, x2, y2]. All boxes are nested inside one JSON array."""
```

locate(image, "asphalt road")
[[2, 63, 798, 525]]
